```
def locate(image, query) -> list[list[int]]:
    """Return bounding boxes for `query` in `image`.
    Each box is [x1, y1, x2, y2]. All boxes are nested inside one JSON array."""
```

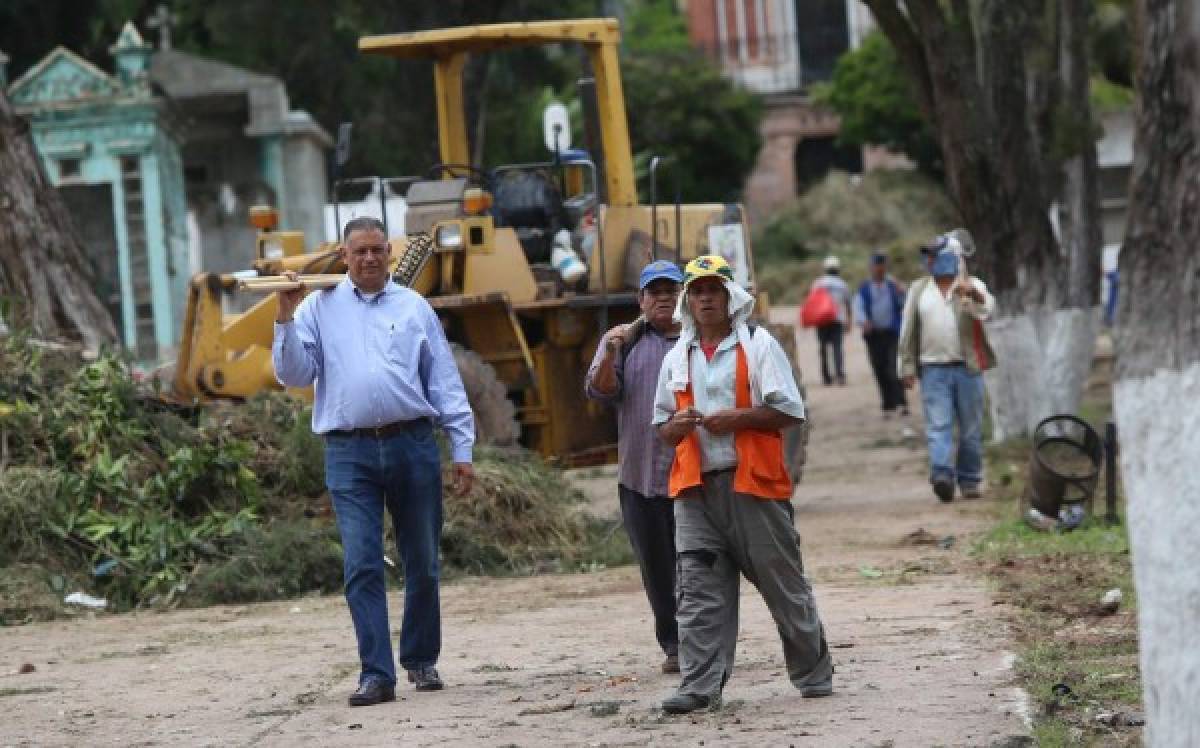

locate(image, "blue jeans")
[[324, 421, 443, 687], [919, 364, 985, 487]]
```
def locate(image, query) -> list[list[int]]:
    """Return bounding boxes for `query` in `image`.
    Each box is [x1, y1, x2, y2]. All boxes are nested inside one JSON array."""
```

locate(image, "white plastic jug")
[[551, 230, 587, 284]]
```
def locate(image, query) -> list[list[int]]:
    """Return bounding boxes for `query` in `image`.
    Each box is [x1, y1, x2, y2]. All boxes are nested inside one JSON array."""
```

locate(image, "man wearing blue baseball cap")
[[899, 229, 997, 502], [585, 259, 685, 674]]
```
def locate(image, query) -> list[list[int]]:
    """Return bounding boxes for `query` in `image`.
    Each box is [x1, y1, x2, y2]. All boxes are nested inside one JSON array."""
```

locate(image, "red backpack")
[[800, 286, 838, 328]]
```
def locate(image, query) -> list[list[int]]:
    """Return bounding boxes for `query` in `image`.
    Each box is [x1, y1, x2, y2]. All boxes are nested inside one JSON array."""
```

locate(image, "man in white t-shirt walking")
[[897, 230, 997, 502]]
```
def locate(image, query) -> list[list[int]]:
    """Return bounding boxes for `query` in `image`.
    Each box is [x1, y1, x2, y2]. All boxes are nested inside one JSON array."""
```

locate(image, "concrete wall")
[[181, 135, 272, 276]]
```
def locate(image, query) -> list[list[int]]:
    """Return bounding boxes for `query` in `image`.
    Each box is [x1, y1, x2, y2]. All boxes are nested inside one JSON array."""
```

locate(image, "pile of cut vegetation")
[[0, 336, 613, 623], [754, 169, 960, 304], [443, 446, 592, 575]]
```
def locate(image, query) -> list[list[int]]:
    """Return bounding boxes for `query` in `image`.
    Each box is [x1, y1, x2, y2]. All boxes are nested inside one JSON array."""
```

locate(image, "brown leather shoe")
[[406, 666, 444, 691], [348, 679, 395, 707], [661, 654, 680, 674]]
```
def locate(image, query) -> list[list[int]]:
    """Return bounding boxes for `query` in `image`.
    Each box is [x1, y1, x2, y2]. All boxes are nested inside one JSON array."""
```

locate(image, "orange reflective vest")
[[667, 343, 793, 500]]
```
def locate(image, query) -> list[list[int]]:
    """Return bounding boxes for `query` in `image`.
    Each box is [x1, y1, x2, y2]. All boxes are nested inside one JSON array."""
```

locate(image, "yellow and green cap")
[[683, 254, 734, 287]]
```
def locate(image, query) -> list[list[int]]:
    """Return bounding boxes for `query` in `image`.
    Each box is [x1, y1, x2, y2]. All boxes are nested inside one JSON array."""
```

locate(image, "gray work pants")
[[674, 469, 832, 697]]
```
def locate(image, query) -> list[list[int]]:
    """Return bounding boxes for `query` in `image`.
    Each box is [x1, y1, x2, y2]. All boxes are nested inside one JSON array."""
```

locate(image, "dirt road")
[[1, 313, 1029, 747]]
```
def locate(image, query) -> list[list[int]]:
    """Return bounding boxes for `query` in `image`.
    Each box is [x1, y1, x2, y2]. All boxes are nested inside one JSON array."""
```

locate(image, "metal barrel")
[[1027, 414, 1104, 517]]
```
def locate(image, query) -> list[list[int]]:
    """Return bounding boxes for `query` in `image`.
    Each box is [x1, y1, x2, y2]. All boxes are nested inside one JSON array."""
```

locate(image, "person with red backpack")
[[898, 230, 997, 502], [803, 256, 852, 385]]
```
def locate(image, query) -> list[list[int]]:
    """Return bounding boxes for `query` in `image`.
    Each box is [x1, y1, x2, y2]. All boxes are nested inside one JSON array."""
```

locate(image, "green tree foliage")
[[169, 2, 598, 177], [1091, 0, 1133, 87], [0, 1, 595, 177], [818, 11, 1133, 180], [0, 0, 135, 77], [814, 32, 942, 175], [0, 0, 761, 204], [620, 0, 762, 202], [620, 52, 762, 202], [622, 0, 693, 54]]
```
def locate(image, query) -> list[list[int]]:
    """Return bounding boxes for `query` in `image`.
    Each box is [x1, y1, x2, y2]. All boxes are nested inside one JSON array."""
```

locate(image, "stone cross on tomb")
[[146, 4, 178, 51]]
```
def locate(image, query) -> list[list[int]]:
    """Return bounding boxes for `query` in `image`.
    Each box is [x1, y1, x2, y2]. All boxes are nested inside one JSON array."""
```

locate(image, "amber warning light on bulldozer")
[[248, 205, 279, 231], [462, 188, 493, 216]]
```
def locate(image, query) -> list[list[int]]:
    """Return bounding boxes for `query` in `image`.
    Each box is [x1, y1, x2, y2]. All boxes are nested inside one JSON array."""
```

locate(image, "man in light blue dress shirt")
[[273, 216, 474, 707]]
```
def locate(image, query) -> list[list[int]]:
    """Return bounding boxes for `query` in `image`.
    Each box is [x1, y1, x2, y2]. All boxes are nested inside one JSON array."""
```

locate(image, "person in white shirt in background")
[[810, 256, 852, 386], [897, 230, 997, 503]]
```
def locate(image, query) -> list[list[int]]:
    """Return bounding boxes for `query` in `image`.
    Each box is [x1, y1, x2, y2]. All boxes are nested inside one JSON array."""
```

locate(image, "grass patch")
[[978, 371, 1140, 744], [975, 519, 1130, 562], [0, 563, 74, 625]]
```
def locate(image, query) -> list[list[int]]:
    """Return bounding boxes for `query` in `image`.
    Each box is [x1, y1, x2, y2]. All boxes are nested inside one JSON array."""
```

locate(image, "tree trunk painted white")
[[983, 314, 1038, 442], [1114, 367, 1200, 746], [1115, 1, 1200, 742], [865, 0, 1102, 441], [985, 307, 1099, 441]]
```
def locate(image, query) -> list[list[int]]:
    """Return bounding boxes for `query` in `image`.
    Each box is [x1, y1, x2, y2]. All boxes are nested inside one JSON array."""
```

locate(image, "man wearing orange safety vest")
[[652, 255, 833, 714]]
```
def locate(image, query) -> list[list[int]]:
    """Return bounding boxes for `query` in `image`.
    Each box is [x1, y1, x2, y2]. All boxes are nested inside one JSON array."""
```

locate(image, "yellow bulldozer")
[[172, 18, 791, 468]]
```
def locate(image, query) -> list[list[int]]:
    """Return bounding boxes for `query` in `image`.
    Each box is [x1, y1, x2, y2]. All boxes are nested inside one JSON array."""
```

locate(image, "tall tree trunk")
[[1115, 1, 1200, 741], [0, 88, 118, 351], [986, 0, 1104, 441], [864, 0, 1102, 440], [1044, 0, 1103, 424]]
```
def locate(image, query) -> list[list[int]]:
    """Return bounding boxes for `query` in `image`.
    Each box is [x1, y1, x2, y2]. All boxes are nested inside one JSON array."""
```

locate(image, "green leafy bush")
[[0, 339, 266, 608], [814, 32, 942, 176]]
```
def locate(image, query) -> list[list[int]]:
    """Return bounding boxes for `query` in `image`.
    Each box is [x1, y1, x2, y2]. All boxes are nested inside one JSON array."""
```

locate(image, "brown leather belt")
[[326, 419, 430, 439]]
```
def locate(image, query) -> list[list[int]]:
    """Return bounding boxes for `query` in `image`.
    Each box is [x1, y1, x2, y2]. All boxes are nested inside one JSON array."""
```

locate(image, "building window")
[[59, 158, 81, 179], [795, 0, 850, 88]]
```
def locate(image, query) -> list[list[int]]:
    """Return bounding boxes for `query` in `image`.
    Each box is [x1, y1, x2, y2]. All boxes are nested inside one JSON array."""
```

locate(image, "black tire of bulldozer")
[[765, 322, 810, 483], [450, 343, 521, 447]]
